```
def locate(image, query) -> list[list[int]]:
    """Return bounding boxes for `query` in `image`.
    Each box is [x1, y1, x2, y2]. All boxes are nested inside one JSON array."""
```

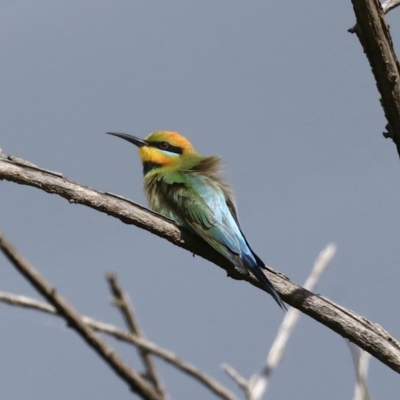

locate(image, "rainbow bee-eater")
[[107, 131, 285, 309]]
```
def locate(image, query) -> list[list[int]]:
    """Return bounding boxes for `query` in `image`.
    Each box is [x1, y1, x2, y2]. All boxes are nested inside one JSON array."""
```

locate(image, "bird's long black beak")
[[106, 132, 148, 148]]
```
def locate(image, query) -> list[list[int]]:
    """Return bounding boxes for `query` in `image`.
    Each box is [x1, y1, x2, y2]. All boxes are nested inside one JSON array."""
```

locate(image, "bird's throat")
[[143, 161, 162, 175]]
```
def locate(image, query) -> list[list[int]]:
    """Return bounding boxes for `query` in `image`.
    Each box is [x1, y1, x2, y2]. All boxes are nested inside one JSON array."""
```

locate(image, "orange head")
[[107, 130, 199, 174]]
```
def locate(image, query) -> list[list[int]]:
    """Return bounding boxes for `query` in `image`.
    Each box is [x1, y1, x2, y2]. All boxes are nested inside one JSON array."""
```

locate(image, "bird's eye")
[[159, 142, 169, 150]]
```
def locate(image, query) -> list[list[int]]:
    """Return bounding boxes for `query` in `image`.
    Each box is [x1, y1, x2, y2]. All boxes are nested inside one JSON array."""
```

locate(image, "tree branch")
[[382, 0, 400, 13], [1, 154, 400, 374], [221, 365, 250, 398], [349, 0, 400, 157], [0, 291, 238, 400], [0, 231, 162, 400], [106, 273, 167, 398]]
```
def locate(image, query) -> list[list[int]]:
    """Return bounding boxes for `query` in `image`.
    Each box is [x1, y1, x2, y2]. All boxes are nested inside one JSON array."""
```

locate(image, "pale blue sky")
[[1, 2, 400, 399]]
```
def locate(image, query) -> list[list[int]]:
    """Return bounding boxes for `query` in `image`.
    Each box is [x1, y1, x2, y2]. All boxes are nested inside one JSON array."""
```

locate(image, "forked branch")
[[0, 290, 237, 400], [0, 231, 162, 400]]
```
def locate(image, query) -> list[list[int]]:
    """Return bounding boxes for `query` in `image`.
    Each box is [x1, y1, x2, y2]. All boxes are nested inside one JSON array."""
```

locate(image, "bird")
[[107, 130, 285, 310]]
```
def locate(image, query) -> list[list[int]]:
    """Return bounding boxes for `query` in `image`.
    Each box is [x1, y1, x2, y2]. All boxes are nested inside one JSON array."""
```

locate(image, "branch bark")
[[349, 0, 400, 157], [1, 154, 400, 374]]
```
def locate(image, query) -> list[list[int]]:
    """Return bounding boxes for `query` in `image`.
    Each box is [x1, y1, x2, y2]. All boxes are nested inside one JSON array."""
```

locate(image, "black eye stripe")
[[149, 141, 183, 154]]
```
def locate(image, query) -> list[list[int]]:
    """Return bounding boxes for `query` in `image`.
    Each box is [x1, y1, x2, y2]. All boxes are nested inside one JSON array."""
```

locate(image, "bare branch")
[[1, 156, 400, 374], [0, 292, 55, 313], [106, 273, 167, 398], [382, 0, 400, 13], [0, 231, 162, 400], [221, 364, 250, 398], [349, 0, 400, 157], [348, 342, 372, 400], [0, 291, 237, 400]]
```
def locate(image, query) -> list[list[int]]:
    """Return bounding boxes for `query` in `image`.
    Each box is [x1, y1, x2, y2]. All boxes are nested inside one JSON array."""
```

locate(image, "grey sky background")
[[1, 1, 400, 399]]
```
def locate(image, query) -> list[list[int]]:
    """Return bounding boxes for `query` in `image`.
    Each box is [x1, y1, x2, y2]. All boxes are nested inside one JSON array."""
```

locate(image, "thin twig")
[[0, 231, 161, 400], [1, 156, 400, 373], [348, 341, 372, 400], [106, 273, 167, 398], [0, 291, 237, 400], [221, 364, 250, 397]]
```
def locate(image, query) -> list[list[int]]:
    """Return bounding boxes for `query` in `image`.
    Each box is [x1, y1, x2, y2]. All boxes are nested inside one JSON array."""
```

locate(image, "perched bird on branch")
[[107, 130, 285, 310]]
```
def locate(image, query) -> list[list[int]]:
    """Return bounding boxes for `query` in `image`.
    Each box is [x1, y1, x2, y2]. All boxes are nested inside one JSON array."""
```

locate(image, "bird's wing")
[[161, 174, 248, 273], [219, 178, 286, 309], [221, 184, 271, 271]]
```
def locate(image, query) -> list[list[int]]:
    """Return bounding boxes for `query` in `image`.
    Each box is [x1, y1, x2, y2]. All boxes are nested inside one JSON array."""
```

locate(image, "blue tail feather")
[[242, 252, 286, 311]]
